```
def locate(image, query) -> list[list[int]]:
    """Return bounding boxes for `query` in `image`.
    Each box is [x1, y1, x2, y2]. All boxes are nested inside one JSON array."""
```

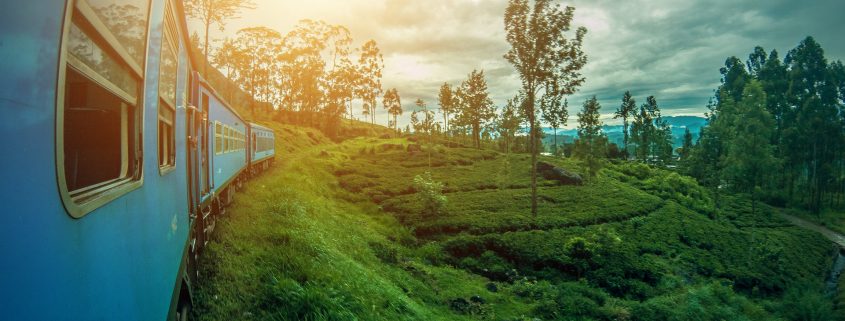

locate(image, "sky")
[[189, 0, 845, 128]]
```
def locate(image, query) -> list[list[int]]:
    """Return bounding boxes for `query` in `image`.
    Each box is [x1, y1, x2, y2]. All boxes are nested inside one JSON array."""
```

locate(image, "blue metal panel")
[[250, 123, 276, 163], [0, 1, 190, 320], [204, 87, 247, 193]]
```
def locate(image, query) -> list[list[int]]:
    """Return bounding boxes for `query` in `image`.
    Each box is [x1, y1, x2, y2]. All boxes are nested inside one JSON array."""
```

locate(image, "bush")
[[413, 172, 447, 217], [779, 284, 836, 321]]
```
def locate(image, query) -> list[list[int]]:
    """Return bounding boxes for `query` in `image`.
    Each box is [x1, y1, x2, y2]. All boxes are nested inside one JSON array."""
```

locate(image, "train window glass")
[[231, 128, 236, 151], [225, 126, 230, 153], [63, 67, 138, 194], [214, 122, 222, 155], [158, 23, 177, 107], [82, 0, 150, 66], [157, 6, 177, 172], [67, 23, 138, 102], [158, 102, 175, 168]]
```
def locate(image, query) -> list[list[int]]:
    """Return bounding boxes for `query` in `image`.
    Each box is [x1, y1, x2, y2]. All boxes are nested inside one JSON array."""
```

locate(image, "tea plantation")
[[193, 123, 844, 321]]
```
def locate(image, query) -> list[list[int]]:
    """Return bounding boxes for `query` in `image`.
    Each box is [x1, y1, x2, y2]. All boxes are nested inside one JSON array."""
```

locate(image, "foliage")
[[689, 37, 845, 215], [184, 0, 255, 61], [574, 96, 607, 179], [504, 0, 588, 217], [196, 121, 837, 321], [356, 40, 384, 124], [614, 91, 637, 157], [437, 83, 455, 134], [495, 96, 523, 154], [383, 88, 403, 131], [411, 98, 436, 135], [413, 172, 447, 218], [453, 70, 495, 149], [541, 95, 568, 155]]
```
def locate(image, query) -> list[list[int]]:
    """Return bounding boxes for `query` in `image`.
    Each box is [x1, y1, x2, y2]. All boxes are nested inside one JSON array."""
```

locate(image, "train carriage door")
[[200, 93, 210, 196]]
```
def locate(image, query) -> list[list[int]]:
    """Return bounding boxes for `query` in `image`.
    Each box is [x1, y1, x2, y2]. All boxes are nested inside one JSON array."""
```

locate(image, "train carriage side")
[[249, 122, 276, 174], [0, 0, 197, 320], [198, 80, 248, 209]]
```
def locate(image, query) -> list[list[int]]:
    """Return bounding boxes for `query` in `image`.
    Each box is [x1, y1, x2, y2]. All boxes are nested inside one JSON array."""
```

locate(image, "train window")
[[228, 127, 233, 152], [214, 122, 222, 155], [83, 0, 150, 67], [158, 102, 175, 169], [59, 0, 150, 217], [158, 5, 177, 172], [223, 126, 230, 153]]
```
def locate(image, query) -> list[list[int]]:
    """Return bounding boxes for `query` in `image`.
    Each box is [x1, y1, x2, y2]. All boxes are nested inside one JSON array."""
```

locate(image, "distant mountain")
[[539, 115, 707, 150]]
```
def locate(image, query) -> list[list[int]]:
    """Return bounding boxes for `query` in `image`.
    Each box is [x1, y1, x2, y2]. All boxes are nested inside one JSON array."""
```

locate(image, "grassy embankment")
[[193, 121, 842, 320]]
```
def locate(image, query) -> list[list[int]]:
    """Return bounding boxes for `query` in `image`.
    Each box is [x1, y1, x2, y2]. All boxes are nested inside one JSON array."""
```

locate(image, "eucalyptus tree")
[[230, 26, 282, 115], [614, 91, 636, 157], [574, 96, 607, 179], [454, 70, 496, 149], [724, 80, 777, 215], [541, 96, 568, 155], [382, 88, 402, 131], [184, 0, 255, 69], [357, 40, 384, 124], [497, 96, 522, 154], [438, 83, 455, 134], [504, 0, 587, 217]]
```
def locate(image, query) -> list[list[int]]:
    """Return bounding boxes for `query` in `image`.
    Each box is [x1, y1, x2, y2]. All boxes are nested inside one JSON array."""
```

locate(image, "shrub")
[[413, 172, 447, 217], [779, 283, 836, 321]]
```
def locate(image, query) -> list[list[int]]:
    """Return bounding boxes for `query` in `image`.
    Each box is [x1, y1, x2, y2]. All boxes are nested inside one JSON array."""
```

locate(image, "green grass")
[[194, 126, 840, 320]]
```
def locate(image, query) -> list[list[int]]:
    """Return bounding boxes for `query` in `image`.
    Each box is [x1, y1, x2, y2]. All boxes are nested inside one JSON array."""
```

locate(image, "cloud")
[[196, 0, 845, 128]]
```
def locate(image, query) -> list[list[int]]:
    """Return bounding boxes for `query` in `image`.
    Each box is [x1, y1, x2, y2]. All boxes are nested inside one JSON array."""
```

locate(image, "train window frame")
[[157, 1, 178, 174], [214, 121, 222, 155], [158, 100, 176, 172], [56, 0, 152, 218], [223, 125, 229, 153]]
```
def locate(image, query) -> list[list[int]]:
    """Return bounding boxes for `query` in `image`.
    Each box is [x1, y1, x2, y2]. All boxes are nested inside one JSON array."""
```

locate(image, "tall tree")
[[574, 96, 607, 179], [497, 96, 523, 154], [724, 80, 777, 215], [630, 97, 656, 162], [783, 36, 840, 212], [454, 70, 496, 149], [680, 127, 694, 161], [184, 0, 255, 71], [614, 91, 636, 158], [382, 88, 402, 131], [504, 0, 587, 217], [357, 40, 384, 124], [541, 97, 568, 155], [411, 98, 435, 134], [653, 107, 674, 165], [438, 83, 455, 134], [230, 26, 282, 116]]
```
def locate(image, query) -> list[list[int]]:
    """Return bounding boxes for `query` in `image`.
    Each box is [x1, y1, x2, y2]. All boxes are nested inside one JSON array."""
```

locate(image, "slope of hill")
[[192, 122, 840, 320]]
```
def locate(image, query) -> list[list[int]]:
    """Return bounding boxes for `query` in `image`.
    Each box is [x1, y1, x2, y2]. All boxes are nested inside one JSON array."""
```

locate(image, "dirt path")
[[778, 213, 845, 249]]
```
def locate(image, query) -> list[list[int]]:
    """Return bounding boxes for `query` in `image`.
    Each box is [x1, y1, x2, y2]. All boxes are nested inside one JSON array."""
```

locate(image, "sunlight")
[[386, 53, 432, 80]]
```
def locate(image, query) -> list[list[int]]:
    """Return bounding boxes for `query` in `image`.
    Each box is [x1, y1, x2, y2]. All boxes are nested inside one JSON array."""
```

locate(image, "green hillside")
[[193, 122, 841, 321]]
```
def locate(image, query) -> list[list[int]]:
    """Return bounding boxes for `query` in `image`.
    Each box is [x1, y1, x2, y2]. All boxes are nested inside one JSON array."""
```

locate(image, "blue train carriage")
[[0, 0, 197, 320], [249, 122, 276, 175], [194, 73, 249, 230]]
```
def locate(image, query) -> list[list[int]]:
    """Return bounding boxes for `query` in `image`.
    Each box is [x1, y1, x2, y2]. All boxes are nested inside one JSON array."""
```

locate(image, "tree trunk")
[[622, 120, 628, 159], [528, 91, 538, 219], [473, 123, 480, 149]]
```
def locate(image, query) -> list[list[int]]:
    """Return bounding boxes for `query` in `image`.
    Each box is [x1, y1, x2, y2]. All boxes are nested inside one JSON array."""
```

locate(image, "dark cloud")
[[198, 0, 845, 127]]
